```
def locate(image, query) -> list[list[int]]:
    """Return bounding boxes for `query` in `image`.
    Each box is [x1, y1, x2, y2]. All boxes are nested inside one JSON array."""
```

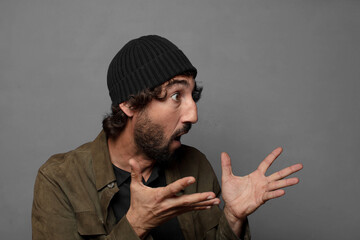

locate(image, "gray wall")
[[1, 0, 359, 239]]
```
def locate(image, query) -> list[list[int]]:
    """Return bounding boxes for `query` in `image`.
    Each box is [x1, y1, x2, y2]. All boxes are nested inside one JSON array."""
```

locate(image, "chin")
[[170, 140, 182, 152]]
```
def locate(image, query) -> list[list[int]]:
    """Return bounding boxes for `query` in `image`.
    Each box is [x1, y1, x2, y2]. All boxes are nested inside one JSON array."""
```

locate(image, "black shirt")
[[111, 164, 185, 240]]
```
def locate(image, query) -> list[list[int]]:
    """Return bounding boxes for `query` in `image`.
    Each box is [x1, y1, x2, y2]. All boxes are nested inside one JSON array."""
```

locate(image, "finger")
[[170, 192, 217, 208], [161, 176, 196, 199], [190, 200, 220, 211], [193, 206, 214, 211], [268, 163, 303, 181], [267, 177, 299, 191], [178, 205, 215, 213], [129, 159, 143, 186], [190, 197, 221, 207], [179, 195, 220, 207], [221, 152, 233, 179], [257, 147, 283, 174], [156, 196, 219, 219], [262, 189, 285, 202]]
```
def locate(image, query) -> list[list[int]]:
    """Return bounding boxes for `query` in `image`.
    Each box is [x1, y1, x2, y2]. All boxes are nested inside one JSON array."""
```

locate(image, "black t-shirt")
[[111, 164, 185, 240]]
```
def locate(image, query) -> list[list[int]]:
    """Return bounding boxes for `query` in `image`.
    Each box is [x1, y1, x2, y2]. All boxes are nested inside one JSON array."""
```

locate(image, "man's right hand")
[[125, 159, 220, 239]]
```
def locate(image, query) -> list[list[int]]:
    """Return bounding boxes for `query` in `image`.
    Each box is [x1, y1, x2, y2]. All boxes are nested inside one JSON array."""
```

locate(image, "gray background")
[[1, 0, 359, 239]]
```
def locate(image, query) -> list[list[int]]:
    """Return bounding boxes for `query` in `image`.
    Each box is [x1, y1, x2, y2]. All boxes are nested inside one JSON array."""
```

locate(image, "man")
[[32, 35, 303, 240]]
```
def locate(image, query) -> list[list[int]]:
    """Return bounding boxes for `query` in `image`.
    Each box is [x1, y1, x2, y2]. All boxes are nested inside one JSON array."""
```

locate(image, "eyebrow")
[[165, 79, 190, 89]]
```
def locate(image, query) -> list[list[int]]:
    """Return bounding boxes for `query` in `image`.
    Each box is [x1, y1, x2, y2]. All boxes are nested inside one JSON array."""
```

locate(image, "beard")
[[134, 111, 191, 168]]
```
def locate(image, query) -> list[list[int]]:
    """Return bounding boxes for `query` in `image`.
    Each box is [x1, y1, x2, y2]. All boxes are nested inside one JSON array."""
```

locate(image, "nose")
[[183, 99, 198, 124]]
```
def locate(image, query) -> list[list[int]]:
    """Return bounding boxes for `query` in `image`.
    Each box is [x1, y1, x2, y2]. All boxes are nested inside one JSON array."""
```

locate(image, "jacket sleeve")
[[214, 208, 251, 240], [32, 170, 153, 240], [32, 170, 81, 240]]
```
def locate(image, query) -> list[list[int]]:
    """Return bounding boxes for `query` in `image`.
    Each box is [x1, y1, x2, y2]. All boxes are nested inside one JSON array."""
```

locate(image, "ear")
[[119, 102, 135, 117]]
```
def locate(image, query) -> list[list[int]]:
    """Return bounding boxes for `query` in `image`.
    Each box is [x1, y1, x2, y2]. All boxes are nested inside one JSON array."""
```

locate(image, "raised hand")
[[126, 159, 220, 239], [221, 147, 303, 236]]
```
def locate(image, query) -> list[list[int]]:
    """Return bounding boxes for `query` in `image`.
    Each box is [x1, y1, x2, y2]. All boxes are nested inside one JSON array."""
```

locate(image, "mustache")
[[182, 123, 192, 133], [172, 123, 192, 140]]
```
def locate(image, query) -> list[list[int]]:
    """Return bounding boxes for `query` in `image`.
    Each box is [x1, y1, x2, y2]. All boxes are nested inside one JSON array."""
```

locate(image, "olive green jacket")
[[32, 131, 250, 240]]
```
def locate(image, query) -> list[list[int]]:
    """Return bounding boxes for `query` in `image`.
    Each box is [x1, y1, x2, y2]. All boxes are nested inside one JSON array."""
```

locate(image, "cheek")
[[162, 114, 179, 132], [153, 111, 180, 133], [145, 101, 181, 133]]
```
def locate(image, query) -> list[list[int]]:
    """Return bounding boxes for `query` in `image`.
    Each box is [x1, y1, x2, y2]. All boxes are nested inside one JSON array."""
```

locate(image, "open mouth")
[[172, 124, 192, 143], [174, 131, 188, 142], [173, 125, 191, 143]]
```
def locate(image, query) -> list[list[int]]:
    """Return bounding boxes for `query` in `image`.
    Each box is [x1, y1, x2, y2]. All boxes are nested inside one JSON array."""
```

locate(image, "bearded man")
[[32, 35, 302, 240]]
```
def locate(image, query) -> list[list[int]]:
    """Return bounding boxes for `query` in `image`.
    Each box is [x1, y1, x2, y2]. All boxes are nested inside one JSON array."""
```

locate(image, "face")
[[133, 75, 199, 166]]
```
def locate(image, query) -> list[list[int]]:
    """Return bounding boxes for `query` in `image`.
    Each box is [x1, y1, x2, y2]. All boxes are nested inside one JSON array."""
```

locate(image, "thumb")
[[221, 152, 233, 179], [129, 159, 143, 186]]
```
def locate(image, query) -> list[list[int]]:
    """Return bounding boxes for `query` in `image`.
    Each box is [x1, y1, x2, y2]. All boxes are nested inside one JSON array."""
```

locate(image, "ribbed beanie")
[[107, 35, 197, 105]]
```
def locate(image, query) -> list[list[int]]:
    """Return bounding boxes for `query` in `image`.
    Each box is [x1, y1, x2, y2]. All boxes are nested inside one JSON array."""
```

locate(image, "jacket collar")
[[91, 131, 117, 191]]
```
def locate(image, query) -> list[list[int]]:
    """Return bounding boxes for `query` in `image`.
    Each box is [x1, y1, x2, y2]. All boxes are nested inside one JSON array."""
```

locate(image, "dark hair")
[[102, 71, 202, 139]]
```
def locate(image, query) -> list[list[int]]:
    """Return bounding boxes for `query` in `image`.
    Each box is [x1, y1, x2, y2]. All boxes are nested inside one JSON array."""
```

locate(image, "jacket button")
[[107, 182, 115, 188]]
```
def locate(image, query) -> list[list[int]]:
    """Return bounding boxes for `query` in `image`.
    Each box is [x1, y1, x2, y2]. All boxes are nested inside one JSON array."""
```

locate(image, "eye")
[[192, 85, 203, 103], [171, 92, 180, 101], [192, 91, 201, 103]]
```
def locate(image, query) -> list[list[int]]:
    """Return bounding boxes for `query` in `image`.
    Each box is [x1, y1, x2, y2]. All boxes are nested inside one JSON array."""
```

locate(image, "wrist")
[[224, 206, 246, 237], [224, 205, 246, 222], [126, 211, 149, 239]]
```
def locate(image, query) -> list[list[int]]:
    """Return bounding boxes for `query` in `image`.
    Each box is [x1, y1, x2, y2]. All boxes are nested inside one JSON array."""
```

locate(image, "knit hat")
[[107, 35, 197, 105]]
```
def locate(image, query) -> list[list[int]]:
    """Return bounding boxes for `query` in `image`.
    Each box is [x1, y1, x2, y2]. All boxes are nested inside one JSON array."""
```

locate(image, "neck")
[[107, 126, 155, 181]]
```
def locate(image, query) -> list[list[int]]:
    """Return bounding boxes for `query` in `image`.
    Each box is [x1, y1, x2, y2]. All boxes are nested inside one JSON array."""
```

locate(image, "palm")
[[222, 168, 270, 217], [221, 148, 303, 219]]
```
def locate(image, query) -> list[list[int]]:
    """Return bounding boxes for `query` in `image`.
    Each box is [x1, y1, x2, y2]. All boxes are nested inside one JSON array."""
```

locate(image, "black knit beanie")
[[107, 35, 197, 105]]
